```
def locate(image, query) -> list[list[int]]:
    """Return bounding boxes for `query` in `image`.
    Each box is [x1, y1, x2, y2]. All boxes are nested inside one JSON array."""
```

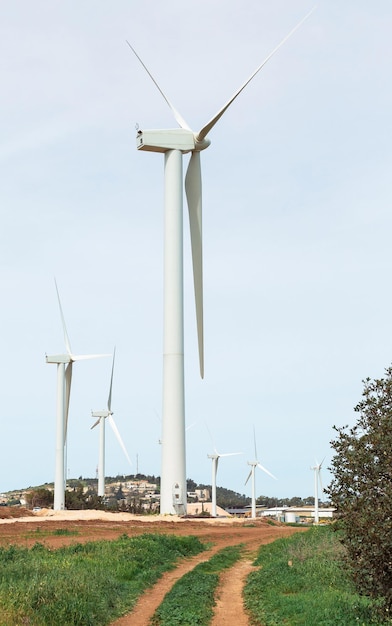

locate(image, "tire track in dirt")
[[110, 527, 300, 626], [211, 557, 260, 626], [111, 544, 222, 626]]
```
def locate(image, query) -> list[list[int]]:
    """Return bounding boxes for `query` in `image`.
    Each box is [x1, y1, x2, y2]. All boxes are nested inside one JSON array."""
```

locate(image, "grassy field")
[[244, 525, 389, 626], [2, 524, 391, 625], [0, 533, 205, 625]]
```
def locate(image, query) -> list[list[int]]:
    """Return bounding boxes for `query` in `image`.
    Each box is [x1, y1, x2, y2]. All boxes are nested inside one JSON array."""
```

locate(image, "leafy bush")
[[327, 366, 392, 617]]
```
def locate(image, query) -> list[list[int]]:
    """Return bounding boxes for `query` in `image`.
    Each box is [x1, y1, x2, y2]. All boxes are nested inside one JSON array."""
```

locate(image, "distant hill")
[[2, 474, 327, 509]]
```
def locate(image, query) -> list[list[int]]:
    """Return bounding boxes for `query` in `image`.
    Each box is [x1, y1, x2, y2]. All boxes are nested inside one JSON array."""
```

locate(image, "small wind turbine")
[[208, 448, 242, 518], [46, 281, 109, 511], [245, 428, 276, 519], [207, 427, 241, 517], [91, 348, 132, 497], [311, 458, 324, 524], [128, 9, 314, 515]]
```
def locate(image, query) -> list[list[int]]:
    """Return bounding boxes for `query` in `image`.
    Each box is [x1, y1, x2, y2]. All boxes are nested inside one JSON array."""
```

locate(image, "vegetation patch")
[[52, 528, 79, 536], [151, 545, 242, 626], [0, 533, 205, 625], [244, 526, 388, 625], [19, 526, 80, 541]]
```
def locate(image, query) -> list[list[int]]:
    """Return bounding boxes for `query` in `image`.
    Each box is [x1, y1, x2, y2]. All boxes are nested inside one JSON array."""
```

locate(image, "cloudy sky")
[[1, 1, 391, 500]]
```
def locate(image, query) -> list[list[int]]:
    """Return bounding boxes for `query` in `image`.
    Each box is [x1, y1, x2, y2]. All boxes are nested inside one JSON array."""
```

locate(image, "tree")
[[186, 478, 197, 492], [65, 485, 86, 510], [327, 366, 392, 615], [25, 488, 53, 509]]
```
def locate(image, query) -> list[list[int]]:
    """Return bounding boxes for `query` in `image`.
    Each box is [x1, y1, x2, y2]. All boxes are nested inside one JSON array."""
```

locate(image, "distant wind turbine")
[[208, 444, 242, 518], [128, 8, 314, 515], [91, 348, 132, 497], [46, 281, 109, 511], [245, 428, 277, 519], [311, 458, 324, 524]]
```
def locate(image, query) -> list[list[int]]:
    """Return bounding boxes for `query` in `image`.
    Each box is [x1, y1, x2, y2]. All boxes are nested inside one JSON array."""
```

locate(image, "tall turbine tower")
[[46, 281, 109, 511], [91, 349, 132, 497], [311, 458, 324, 524], [245, 428, 276, 519], [129, 10, 314, 515]]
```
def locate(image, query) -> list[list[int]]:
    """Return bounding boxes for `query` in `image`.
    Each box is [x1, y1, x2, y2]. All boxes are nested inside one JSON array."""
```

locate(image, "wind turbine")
[[311, 458, 324, 524], [245, 428, 276, 519], [46, 281, 109, 511], [128, 9, 314, 515], [208, 446, 242, 518], [91, 348, 132, 497], [206, 426, 241, 517]]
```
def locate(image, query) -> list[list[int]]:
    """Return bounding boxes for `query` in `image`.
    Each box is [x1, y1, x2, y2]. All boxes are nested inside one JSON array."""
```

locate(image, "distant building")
[[195, 488, 210, 501], [225, 505, 335, 521]]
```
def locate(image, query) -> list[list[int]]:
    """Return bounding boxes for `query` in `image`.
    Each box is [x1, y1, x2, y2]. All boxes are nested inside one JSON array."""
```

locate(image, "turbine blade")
[[196, 7, 316, 143], [219, 452, 242, 457], [205, 423, 218, 454], [257, 462, 277, 480], [185, 151, 204, 378], [72, 353, 111, 361], [253, 425, 258, 461], [54, 279, 72, 355], [245, 469, 252, 485], [126, 41, 191, 130], [318, 469, 324, 494], [64, 362, 73, 440], [91, 417, 100, 430], [108, 348, 116, 412], [108, 414, 132, 468]]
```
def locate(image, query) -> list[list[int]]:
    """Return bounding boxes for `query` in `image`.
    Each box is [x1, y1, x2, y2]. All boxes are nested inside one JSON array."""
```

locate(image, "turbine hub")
[[193, 135, 211, 152]]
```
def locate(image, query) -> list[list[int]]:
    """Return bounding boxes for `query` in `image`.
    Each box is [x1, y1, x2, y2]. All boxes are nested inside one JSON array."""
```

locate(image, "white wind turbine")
[[245, 428, 277, 519], [128, 9, 314, 515], [311, 458, 324, 524], [208, 447, 242, 518], [91, 348, 132, 497], [46, 281, 109, 511], [207, 427, 241, 517]]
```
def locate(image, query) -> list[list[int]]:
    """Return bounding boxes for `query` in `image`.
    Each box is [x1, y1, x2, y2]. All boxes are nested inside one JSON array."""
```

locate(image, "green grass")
[[151, 545, 242, 626], [19, 526, 80, 541], [244, 526, 389, 625], [52, 527, 79, 536], [0, 533, 205, 625]]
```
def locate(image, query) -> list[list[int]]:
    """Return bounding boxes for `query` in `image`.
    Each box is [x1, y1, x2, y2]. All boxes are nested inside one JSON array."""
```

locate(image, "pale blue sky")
[[1, 1, 391, 499]]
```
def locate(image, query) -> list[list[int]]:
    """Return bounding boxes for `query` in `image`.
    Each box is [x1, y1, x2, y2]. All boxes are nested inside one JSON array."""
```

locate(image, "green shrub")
[[328, 366, 392, 617]]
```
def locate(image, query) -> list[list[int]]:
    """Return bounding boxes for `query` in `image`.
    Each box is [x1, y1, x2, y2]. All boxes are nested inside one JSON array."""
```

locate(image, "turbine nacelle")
[[46, 354, 72, 364], [137, 128, 210, 154], [90, 410, 111, 431], [91, 409, 112, 419]]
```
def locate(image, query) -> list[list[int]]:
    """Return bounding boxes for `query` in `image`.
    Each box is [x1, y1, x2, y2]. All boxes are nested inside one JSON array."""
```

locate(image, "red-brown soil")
[[0, 509, 306, 625]]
